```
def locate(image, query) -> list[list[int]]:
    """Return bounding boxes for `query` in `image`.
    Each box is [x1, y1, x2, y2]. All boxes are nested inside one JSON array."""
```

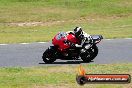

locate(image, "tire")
[[81, 45, 98, 62], [90, 45, 98, 60], [42, 48, 56, 63]]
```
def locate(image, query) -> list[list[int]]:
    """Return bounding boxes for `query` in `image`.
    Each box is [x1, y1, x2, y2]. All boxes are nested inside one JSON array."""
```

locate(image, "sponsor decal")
[[76, 65, 131, 85]]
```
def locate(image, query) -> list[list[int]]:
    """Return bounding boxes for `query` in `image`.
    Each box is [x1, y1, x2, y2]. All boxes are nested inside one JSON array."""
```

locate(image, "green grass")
[[0, 0, 132, 43], [0, 63, 131, 88]]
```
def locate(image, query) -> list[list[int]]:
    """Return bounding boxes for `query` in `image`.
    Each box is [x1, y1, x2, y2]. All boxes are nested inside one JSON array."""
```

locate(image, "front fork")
[[81, 44, 92, 53]]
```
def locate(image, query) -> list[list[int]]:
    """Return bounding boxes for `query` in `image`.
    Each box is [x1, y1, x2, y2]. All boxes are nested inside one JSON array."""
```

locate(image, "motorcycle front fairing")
[[52, 32, 80, 51], [52, 32, 70, 51]]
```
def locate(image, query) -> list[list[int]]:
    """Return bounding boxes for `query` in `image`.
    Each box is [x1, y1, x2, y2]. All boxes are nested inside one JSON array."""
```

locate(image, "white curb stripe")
[[105, 39, 113, 40], [0, 44, 8, 45], [105, 38, 132, 40], [0, 42, 46, 46], [0, 38, 131, 45], [38, 42, 46, 43], [20, 43, 30, 45], [124, 38, 132, 39]]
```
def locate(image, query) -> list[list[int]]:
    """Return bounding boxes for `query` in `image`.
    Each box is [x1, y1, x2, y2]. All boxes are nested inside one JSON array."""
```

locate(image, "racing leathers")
[[66, 31, 91, 48]]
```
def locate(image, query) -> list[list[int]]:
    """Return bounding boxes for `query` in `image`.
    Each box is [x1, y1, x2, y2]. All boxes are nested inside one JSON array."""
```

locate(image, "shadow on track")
[[39, 60, 93, 65]]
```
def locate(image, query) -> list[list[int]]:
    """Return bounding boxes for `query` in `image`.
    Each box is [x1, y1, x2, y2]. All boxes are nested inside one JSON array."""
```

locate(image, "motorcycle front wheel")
[[81, 45, 98, 62], [42, 48, 56, 63]]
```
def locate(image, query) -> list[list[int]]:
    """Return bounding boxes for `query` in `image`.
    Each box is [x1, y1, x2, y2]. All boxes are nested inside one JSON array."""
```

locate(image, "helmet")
[[73, 27, 83, 39]]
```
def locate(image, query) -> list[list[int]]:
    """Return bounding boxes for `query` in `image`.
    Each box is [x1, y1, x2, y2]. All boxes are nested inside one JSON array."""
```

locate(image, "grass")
[[0, 1, 131, 88], [0, 63, 131, 88], [0, 0, 132, 43]]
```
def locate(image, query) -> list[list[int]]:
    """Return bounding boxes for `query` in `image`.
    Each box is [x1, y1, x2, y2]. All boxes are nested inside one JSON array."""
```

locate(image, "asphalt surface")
[[0, 39, 132, 67]]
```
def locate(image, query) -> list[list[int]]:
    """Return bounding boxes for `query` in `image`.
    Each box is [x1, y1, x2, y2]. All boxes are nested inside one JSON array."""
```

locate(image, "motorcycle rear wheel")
[[42, 49, 56, 63]]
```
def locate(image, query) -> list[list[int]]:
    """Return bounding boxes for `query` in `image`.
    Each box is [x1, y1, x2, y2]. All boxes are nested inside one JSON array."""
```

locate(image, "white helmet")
[[73, 27, 83, 38]]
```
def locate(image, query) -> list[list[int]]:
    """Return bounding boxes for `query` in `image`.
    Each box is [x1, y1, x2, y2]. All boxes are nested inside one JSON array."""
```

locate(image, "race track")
[[0, 39, 132, 67]]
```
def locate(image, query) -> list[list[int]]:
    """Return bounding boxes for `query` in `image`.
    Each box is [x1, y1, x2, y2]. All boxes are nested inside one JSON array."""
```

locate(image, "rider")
[[67, 27, 91, 48]]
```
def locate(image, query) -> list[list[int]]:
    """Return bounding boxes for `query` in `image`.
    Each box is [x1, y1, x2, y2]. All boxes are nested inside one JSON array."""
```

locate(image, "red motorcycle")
[[42, 32, 103, 63]]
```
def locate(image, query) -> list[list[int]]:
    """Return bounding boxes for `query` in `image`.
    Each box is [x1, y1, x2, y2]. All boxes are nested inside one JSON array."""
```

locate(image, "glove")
[[75, 44, 82, 47]]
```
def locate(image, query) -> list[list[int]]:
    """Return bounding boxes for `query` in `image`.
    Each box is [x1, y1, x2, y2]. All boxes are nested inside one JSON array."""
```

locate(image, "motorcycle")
[[42, 32, 103, 63]]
